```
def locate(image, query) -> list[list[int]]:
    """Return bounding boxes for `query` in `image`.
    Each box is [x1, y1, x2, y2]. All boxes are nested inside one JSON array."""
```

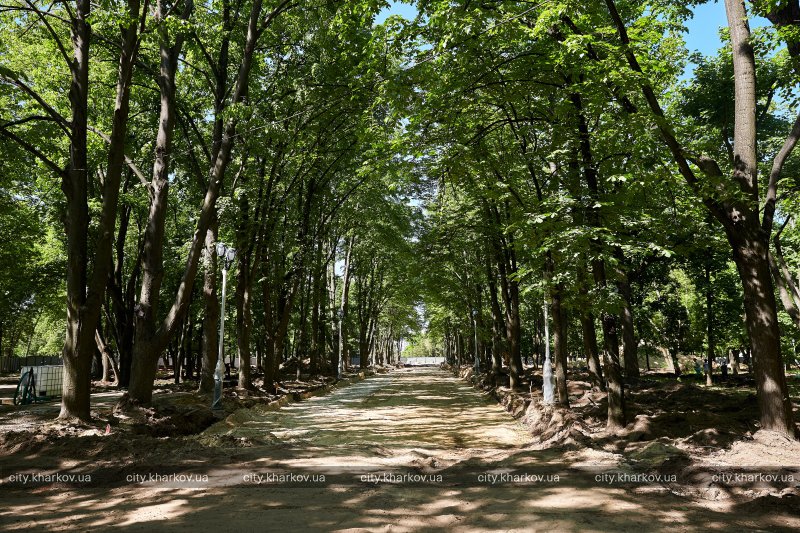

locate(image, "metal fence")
[[0, 356, 62, 374]]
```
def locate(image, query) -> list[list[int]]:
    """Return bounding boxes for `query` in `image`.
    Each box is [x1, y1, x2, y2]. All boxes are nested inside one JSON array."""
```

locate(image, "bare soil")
[[0, 368, 798, 531]]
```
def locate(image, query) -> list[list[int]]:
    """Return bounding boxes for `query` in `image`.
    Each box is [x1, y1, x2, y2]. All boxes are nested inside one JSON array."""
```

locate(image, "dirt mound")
[[680, 427, 739, 448], [736, 492, 800, 515], [705, 430, 800, 467], [112, 393, 218, 437], [560, 447, 623, 467], [0, 429, 52, 454], [199, 406, 280, 447], [522, 398, 591, 446], [627, 440, 689, 469], [492, 388, 530, 418], [0, 422, 145, 462], [196, 429, 278, 448]]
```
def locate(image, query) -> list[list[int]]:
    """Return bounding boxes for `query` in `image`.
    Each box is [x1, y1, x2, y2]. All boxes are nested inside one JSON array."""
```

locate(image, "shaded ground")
[[469, 365, 800, 454], [1, 368, 798, 531]]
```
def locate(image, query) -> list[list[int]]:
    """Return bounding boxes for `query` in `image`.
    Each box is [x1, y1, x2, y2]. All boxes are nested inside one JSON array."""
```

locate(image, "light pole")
[[472, 308, 480, 375], [212, 242, 236, 410], [337, 307, 345, 379]]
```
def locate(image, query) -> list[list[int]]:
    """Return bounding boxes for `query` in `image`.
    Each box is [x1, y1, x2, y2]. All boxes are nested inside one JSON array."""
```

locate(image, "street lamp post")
[[212, 242, 236, 410], [472, 309, 480, 375]]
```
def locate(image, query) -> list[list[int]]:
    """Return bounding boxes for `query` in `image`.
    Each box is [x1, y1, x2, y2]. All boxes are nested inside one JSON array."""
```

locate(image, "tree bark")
[[262, 267, 277, 387], [578, 260, 604, 390], [236, 263, 253, 390], [128, 0, 194, 403], [485, 252, 504, 378], [570, 90, 626, 430], [595, 260, 626, 430], [236, 187, 254, 390], [724, 0, 794, 435], [730, 231, 795, 434], [616, 264, 639, 378], [310, 238, 324, 373], [507, 279, 523, 389], [199, 219, 219, 393], [705, 261, 715, 387], [95, 329, 119, 384], [769, 222, 800, 328], [339, 236, 354, 372], [551, 282, 570, 407], [60, 0, 140, 420]]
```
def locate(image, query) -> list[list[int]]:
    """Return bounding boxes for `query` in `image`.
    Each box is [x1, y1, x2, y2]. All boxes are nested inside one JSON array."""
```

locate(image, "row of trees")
[[0, 0, 419, 420], [400, 0, 800, 437], [3, 0, 800, 440]]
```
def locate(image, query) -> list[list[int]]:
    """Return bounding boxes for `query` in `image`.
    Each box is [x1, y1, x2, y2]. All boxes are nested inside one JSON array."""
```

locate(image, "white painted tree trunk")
[[542, 298, 555, 404]]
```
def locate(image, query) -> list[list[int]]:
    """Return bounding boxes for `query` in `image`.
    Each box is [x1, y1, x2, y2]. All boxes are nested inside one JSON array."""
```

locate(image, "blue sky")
[[375, 0, 416, 25], [685, 1, 732, 57], [684, 1, 768, 57], [375, 1, 767, 61]]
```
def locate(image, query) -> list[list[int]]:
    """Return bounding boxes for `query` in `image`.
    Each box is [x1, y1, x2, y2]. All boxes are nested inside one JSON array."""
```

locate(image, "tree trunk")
[[127, 0, 194, 404], [339, 236, 354, 373], [578, 261, 604, 390], [730, 348, 740, 375], [570, 89, 625, 429], [236, 189, 254, 390], [551, 282, 570, 407], [262, 269, 277, 388], [616, 266, 639, 378], [107, 180, 137, 389], [327, 246, 338, 373], [236, 264, 253, 390], [174, 319, 185, 384], [456, 332, 463, 367], [474, 283, 485, 371], [184, 314, 195, 380], [95, 329, 119, 384], [769, 224, 800, 328], [295, 273, 311, 367], [199, 220, 220, 393], [60, 0, 140, 420], [310, 239, 324, 374], [705, 261, 715, 387], [595, 260, 626, 430], [731, 232, 795, 435], [486, 256, 504, 378], [128, 0, 284, 405], [507, 279, 523, 389], [272, 278, 300, 382], [664, 347, 681, 376]]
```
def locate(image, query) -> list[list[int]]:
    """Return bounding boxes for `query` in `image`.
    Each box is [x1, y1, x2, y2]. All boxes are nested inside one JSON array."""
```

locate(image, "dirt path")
[[1, 368, 797, 532]]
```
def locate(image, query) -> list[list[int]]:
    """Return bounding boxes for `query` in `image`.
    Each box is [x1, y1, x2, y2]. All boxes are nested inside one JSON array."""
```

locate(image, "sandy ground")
[[0, 368, 798, 532], [0, 375, 20, 403]]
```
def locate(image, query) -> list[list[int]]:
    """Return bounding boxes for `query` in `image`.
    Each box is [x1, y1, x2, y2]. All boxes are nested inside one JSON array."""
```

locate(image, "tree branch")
[[22, 0, 71, 66], [763, 110, 800, 234], [603, 0, 729, 223], [0, 71, 71, 137], [0, 127, 66, 177], [87, 125, 149, 186]]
